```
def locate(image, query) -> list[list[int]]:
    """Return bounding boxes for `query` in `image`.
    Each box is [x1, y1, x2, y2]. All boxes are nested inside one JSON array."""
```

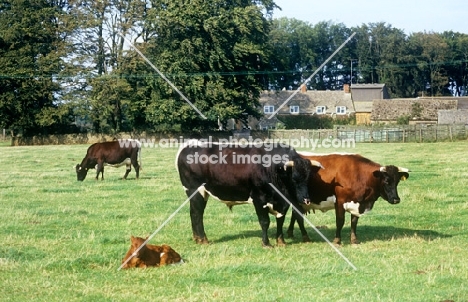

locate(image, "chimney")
[[343, 84, 350, 93], [300, 84, 307, 93]]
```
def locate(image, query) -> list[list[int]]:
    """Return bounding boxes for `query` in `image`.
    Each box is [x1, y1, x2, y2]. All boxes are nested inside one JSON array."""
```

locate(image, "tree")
[[63, 0, 149, 133], [442, 31, 468, 96], [267, 19, 353, 91], [266, 17, 317, 90], [353, 22, 410, 97], [129, 0, 276, 131], [0, 0, 72, 136], [408, 32, 450, 96]]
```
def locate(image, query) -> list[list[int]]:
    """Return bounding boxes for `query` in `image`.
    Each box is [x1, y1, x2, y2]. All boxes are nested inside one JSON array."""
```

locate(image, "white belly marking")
[[301, 195, 336, 213], [343, 201, 362, 217]]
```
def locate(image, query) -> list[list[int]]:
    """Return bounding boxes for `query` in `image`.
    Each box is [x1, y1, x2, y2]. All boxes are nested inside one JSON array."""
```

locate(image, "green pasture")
[[0, 140, 467, 301]]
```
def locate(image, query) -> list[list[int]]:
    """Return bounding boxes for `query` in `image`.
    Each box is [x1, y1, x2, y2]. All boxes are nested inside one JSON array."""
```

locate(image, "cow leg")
[[122, 164, 131, 179], [293, 211, 311, 242], [287, 212, 296, 238], [188, 189, 209, 244], [275, 215, 286, 246], [334, 203, 346, 245], [252, 201, 272, 248], [131, 156, 140, 179], [96, 162, 104, 180], [350, 215, 360, 244]]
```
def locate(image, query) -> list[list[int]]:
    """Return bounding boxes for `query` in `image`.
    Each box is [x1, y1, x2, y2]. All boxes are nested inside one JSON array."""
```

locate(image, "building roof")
[[259, 90, 354, 115], [438, 109, 468, 124], [371, 99, 458, 121], [353, 101, 373, 113], [351, 84, 386, 89], [256, 90, 353, 129], [351, 83, 390, 101]]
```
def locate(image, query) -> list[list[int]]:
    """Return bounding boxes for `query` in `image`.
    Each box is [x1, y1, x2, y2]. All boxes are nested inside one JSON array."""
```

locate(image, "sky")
[[272, 0, 468, 35]]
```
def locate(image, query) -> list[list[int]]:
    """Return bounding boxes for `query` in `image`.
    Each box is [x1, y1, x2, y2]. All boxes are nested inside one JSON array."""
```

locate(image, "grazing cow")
[[75, 140, 141, 181], [176, 139, 322, 247], [121, 236, 183, 269], [288, 152, 410, 245]]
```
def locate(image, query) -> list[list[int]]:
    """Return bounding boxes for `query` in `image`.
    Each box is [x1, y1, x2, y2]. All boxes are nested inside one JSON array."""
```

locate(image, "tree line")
[[1, 0, 467, 136]]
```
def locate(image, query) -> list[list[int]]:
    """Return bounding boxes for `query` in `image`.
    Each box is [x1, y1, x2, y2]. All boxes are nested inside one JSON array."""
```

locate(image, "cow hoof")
[[262, 243, 274, 249], [194, 236, 209, 244], [276, 238, 286, 247], [333, 238, 342, 246], [351, 240, 360, 245], [302, 235, 311, 243]]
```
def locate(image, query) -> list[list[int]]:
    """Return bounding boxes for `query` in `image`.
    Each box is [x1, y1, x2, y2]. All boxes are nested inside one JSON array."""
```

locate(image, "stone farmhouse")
[[248, 83, 468, 129], [251, 84, 354, 130]]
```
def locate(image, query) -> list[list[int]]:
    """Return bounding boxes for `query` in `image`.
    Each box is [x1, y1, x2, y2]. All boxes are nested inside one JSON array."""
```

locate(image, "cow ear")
[[400, 172, 409, 181]]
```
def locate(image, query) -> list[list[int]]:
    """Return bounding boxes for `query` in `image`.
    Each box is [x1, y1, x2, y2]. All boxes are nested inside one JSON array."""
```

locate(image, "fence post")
[[449, 125, 453, 142], [419, 128, 422, 143]]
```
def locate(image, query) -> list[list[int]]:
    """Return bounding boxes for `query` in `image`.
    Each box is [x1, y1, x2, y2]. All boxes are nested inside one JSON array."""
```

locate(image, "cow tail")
[[137, 143, 142, 171]]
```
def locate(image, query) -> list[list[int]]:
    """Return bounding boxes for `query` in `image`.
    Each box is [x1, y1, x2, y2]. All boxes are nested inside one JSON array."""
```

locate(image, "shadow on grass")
[[212, 225, 452, 245], [301, 225, 452, 245], [349, 225, 452, 243]]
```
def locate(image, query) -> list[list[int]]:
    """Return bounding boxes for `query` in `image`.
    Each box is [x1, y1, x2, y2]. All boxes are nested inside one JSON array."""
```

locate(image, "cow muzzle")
[[390, 198, 400, 204], [302, 198, 311, 205]]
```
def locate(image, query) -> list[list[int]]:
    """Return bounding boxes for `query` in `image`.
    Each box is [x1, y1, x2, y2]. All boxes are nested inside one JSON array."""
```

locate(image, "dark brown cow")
[[288, 152, 410, 245], [121, 236, 183, 269], [176, 139, 323, 247], [75, 140, 141, 181]]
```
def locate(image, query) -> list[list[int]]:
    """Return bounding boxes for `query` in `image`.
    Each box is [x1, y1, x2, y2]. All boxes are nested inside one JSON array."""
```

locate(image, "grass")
[[0, 140, 467, 301]]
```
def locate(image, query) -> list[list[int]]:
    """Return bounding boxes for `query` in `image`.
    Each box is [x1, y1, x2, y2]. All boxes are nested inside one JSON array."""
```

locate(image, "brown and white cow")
[[288, 152, 410, 245], [75, 140, 141, 181]]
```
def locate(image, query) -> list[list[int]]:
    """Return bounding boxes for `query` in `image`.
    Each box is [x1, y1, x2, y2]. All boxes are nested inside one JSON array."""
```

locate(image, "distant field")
[[0, 141, 467, 301]]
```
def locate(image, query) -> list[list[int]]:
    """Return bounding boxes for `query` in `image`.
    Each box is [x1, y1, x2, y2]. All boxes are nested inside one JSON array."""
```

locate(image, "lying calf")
[[121, 236, 183, 268]]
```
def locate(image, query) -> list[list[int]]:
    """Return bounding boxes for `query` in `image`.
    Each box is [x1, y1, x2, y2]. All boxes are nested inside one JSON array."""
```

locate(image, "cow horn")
[[310, 160, 324, 169], [398, 167, 410, 173], [379, 167, 386, 172], [284, 161, 294, 169]]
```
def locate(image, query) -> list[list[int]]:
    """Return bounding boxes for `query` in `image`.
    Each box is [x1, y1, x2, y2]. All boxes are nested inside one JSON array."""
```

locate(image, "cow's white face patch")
[[301, 195, 336, 213], [343, 201, 361, 217]]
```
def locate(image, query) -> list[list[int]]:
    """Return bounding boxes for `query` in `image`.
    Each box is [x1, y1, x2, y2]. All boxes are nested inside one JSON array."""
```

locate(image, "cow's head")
[[75, 164, 89, 181], [130, 236, 147, 255], [284, 158, 323, 206], [373, 165, 410, 204]]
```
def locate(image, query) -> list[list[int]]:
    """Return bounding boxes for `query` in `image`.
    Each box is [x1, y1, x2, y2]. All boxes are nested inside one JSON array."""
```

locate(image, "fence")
[[268, 124, 468, 143], [7, 124, 468, 146]]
